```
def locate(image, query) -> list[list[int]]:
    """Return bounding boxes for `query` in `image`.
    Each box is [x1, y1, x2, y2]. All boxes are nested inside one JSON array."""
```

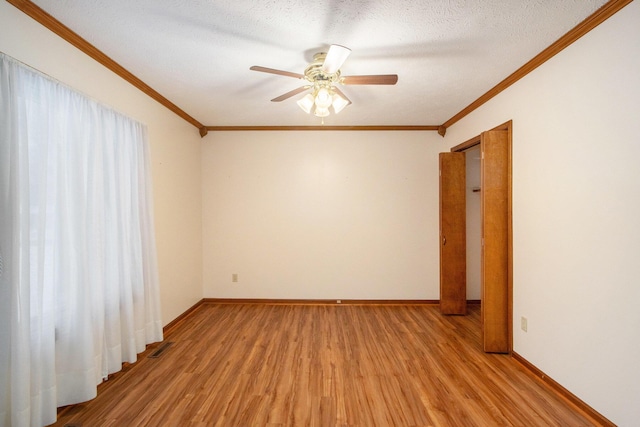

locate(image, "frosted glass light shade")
[[297, 93, 314, 114], [314, 106, 330, 117], [314, 88, 332, 109], [332, 94, 349, 114]]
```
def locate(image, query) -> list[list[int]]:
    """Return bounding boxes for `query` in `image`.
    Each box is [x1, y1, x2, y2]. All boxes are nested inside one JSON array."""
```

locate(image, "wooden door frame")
[[450, 120, 513, 352]]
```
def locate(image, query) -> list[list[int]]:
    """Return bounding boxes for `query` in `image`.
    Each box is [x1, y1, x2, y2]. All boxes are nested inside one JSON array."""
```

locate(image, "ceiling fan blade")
[[342, 74, 398, 85], [322, 44, 351, 74], [271, 86, 310, 102], [250, 66, 304, 79], [332, 87, 352, 105]]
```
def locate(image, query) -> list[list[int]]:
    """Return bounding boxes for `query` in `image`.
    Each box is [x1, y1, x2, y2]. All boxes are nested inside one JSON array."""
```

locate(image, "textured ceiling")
[[30, 0, 608, 127]]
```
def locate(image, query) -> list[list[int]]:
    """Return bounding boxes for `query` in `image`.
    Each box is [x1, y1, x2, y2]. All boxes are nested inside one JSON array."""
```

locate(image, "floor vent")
[[64, 424, 82, 427], [148, 341, 174, 359]]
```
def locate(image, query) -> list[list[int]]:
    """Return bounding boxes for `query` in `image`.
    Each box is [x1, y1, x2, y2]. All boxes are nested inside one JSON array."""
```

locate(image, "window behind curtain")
[[0, 52, 163, 427]]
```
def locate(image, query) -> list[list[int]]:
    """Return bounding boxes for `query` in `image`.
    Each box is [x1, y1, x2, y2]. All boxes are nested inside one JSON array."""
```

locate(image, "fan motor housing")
[[304, 52, 341, 85]]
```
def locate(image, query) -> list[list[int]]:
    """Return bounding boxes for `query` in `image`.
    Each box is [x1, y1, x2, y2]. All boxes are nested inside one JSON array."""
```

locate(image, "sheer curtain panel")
[[0, 52, 163, 427]]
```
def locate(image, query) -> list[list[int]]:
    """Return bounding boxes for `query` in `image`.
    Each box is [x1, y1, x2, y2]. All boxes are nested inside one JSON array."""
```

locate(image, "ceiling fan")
[[250, 45, 398, 119]]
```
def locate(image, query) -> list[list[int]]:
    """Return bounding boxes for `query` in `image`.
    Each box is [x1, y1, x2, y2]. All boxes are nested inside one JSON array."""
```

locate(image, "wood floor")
[[51, 303, 597, 426]]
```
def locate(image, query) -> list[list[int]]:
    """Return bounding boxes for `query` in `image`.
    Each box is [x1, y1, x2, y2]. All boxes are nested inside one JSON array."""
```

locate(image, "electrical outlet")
[[232, 273, 238, 283], [521, 316, 528, 332]]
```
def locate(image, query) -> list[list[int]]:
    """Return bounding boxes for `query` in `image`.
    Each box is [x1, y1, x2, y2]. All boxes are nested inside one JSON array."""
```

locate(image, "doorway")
[[439, 121, 512, 353], [465, 145, 482, 304]]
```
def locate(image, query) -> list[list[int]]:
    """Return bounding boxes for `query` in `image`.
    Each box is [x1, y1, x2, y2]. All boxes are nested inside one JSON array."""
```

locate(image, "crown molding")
[[6, 0, 204, 130], [200, 125, 439, 135], [8, 0, 631, 137], [441, 0, 633, 130]]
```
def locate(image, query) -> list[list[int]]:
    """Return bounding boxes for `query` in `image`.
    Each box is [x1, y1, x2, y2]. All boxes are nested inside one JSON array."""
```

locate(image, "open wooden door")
[[481, 129, 510, 353], [439, 152, 466, 315]]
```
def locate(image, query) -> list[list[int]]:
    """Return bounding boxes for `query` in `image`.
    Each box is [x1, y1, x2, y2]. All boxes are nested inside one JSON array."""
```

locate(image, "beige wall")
[[443, 2, 640, 425], [0, 1, 203, 326], [201, 131, 446, 299], [5, 0, 639, 423]]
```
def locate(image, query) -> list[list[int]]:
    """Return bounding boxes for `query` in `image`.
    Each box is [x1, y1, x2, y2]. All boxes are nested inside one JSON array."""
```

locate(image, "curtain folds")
[[0, 53, 163, 427]]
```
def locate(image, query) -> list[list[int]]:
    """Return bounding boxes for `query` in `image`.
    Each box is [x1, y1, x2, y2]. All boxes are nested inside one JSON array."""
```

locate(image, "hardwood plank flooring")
[[51, 304, 597, 426]]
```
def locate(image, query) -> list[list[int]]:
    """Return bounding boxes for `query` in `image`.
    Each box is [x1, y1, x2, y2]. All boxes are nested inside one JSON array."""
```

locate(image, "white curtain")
[[0, 52, 163, 427]]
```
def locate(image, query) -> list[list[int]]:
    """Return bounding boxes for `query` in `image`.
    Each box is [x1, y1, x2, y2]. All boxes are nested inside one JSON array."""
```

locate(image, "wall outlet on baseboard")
[[521, 316, 528, 332], [232, 273, 238, 283]]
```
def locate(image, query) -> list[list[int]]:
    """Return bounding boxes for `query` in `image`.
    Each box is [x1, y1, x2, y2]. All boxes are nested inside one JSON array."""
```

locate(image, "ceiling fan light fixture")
[[332, 93, 349, 114], [297, 93, 314, 114], [250, 44, 397, 121]]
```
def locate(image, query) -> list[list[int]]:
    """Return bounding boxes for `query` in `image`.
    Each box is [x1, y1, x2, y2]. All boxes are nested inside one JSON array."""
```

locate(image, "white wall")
[[443, 2, 640, 425], [202, 131, 445, 299], [0, 1, 203, 326]]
